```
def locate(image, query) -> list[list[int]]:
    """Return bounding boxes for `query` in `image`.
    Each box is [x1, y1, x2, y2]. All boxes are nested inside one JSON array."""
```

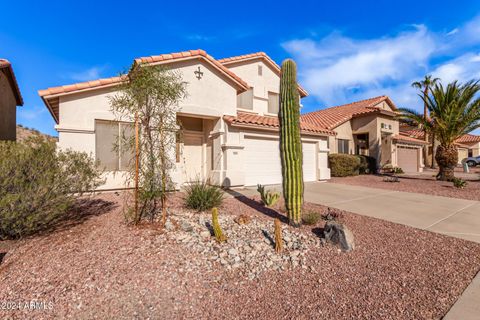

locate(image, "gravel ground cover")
[[1, 192, 479, 319], [331, 174, 480, 201]]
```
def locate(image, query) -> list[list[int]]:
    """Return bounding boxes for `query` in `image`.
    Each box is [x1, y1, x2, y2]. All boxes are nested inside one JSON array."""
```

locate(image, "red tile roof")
[[39, 50, 249, 99], [224, 112, 335, 136], [0, 59, 23, 106], [456, 134, 480, 144], [393, 134, 429, 145], [134, 49, 249, 91], [38, 76, 126, 97], [218, 52, 308, 97], [401, 129, 480, 146], [399, 128, 425, 140], [301, 96, 397, 130]]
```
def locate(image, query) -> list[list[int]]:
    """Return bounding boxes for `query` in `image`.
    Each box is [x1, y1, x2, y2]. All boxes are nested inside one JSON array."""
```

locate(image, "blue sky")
[[2, 0, 480, 136]]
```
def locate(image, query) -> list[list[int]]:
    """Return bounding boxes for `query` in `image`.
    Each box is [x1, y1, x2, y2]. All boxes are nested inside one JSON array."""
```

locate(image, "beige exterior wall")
[[0, 71, 17, 141], [466, 142, 480, 157], [55, 57, 331, 190], [57, 59, 239, 189], [327, 104, 423, 171], [225, 59, 282, 116]]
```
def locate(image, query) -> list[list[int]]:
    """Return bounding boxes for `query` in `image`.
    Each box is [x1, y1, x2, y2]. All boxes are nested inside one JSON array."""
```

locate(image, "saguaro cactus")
[[279, 59, 304, 227]]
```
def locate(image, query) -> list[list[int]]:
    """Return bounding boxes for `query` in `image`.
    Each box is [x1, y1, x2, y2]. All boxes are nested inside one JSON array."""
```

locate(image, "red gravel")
[[331, 174, 480, 201], [1, 192, 480, 319]]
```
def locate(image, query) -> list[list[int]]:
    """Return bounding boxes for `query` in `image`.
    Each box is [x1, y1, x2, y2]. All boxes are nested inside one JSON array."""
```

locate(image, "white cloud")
[[186, 34, 215, 41], [283, 25, 436, 107], [69, 66, 104, 82], [283, 16, 480, 112]]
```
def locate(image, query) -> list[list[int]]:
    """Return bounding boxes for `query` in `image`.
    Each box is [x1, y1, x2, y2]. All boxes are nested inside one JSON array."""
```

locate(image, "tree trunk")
[[435, 145, 457, 181], [431, 132, 436, 169]]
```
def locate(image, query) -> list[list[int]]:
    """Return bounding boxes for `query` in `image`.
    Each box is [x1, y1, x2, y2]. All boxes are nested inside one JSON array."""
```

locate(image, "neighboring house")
[[39, 50, 333, 190], [301, 96, 427, 173], [0, 59, 23, 141], [399, 126, 480, 164], [456, 134, 480, 158]]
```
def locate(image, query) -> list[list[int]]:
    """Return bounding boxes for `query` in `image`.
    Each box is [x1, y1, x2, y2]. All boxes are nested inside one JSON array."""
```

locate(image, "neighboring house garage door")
[[397, 146, 418, 173], [458, 148, 468, 164], [244, 136, 317, 186]]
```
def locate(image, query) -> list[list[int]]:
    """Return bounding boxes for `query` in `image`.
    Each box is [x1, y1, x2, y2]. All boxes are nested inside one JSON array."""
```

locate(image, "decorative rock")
[[180, 221, 193, 232], [228, 248, 238, 256], [200, 231, 211, 239], [165, 220, 175, 231], [234, 214, 252, 225], [323, 221, 355, 252]]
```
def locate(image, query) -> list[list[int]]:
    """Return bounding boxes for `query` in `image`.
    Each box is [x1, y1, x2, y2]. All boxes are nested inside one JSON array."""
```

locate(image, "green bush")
[[0, 137, 103, 240], [452, 177, 467, 189], [184, 180, 224, 211], [356, 155, 377, 174], [328, 154, 361, 177], [302, 211, 321, 225], [393, 167, 404, 174]]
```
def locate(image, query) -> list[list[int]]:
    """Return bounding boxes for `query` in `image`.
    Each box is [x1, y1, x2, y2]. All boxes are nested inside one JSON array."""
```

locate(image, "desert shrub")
[[328, 154, 361, 177], [257, 184, 280, 207], [452, 177, 467, 189], [184, 180, 224, 211], [302, 211, 321, 225], [321, 208, 344, 221], [356, 155, 377, 174], [0, 137, 103, 240], [393, 167, 404, 174]]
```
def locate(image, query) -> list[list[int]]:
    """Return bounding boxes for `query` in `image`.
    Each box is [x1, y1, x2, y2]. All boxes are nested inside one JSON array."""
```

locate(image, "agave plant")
[[399, 80, 480, 181]]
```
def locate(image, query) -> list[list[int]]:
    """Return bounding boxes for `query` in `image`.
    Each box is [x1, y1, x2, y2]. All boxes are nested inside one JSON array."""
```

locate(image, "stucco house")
[[302, 96, 428, 173], [39, 50, 333, 190], [399, 126, 480, 164], [0, 59, 23, 141], [456, 134, 480, 158]]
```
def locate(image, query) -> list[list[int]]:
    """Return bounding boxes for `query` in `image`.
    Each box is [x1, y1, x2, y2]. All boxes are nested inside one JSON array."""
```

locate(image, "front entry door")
[[182, 133, 204, 183]]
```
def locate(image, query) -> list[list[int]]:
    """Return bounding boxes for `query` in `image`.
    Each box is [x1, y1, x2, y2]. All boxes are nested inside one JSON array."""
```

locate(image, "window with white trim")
[[237, 88, 253, 110], [95, 120, 134, 171], [268, 91, 279, 114], [337, 139, 349, 154]]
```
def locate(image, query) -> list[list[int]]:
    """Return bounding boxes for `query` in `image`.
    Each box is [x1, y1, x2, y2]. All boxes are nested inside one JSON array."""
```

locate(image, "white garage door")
[[302, 142, 317, 182], [244, 137, 317, 186], [397, 146, 418, 173]]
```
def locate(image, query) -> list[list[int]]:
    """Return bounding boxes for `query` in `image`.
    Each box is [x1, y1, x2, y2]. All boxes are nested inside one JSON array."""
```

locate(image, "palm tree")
[[411, 75, 440, 168], [400, 80, 480, 181]]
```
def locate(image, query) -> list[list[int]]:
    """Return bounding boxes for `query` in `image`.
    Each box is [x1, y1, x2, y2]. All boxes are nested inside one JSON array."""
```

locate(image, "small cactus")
[[274, 218, 283, 253], [257, 184, 280, 207], [212, 207, 227, 243]]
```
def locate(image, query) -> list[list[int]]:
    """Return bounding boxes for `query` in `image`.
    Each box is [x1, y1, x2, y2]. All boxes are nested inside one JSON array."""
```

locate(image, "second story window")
[[237, 88, 253, 110], [268, 92, 279, 114]]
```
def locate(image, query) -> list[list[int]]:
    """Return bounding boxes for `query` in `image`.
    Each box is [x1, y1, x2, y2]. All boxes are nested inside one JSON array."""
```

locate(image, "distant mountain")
[[16, 125, 57, 142]]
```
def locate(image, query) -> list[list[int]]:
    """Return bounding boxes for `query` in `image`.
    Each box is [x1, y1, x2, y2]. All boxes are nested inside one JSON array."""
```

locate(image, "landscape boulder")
[[323, 221, 355, 252]]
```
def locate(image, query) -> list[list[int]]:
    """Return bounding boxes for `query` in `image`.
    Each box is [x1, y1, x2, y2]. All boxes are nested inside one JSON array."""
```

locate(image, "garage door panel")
[[302, 142, 316, 182], [244, 137, 317, 186], [397, 146, 418, 173]]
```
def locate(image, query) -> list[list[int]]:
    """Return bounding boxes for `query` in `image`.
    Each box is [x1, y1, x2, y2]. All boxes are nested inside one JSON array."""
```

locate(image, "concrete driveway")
[[241, 181, 480, 243]]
